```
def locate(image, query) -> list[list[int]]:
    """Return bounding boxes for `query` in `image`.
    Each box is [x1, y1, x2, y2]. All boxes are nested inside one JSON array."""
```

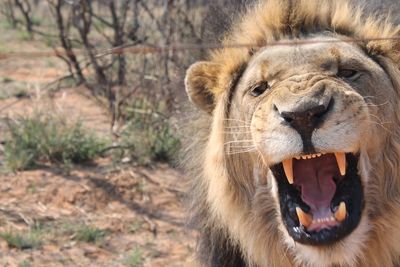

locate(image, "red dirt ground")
[[0, 162, 196, 267]]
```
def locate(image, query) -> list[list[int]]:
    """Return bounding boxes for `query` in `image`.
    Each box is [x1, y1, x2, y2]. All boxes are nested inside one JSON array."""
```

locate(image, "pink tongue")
[[293, 154, 340, 212]]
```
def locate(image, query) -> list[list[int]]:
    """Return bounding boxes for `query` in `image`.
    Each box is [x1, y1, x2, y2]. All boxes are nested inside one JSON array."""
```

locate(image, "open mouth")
[[270, 152, 364, 245]]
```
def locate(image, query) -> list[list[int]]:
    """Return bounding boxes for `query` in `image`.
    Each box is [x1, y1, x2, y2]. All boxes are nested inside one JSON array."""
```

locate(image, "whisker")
[[362, 95, 377, 100], [367, 114, 393, 130], [224, 130, 252, 133], [229, 145, 255, 149], [362, 101, 389, 107], [224, 129, 252, 131], [226, 148, 257, 155], [369, 119, 392, 126], [223, 119, 251, 125], [224, 140, 255, 146], [367, 117, 392, 124], [359, 120, 392, 134], [224, 125, 251, 128], [224, 132, 253, 135]]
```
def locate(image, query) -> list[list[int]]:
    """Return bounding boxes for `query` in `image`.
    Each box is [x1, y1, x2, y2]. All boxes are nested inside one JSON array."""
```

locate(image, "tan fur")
[[199, 0, 400, 97], [184, 1, 400, 266]]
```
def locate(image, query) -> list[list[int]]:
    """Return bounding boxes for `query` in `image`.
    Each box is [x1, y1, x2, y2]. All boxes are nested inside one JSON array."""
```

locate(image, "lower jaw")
[[271, 153, 364, 246]]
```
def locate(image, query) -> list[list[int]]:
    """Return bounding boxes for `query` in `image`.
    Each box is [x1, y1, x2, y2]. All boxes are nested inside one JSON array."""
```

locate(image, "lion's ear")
[[185, 61, 221, 113]]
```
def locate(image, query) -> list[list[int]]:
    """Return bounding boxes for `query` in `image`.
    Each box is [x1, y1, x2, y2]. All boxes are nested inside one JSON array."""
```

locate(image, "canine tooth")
[[296, 207, 313, 228], [295, 156, 301, 160], [316, 153, 322, 157], [334, 152, 346, 176], [282, 159, 294, 184], [334, 202, 347, 223]]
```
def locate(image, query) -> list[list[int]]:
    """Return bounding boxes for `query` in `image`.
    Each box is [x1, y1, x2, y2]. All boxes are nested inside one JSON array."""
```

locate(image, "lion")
[[183, 0, 400, 266]]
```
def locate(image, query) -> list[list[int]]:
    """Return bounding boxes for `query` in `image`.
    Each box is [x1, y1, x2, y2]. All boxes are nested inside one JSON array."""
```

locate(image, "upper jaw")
[[282, 152, 346, 184]]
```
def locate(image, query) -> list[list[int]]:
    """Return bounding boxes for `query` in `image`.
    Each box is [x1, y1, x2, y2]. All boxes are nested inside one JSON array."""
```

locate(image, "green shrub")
[[119, 98, 180, 165], [31, 16, 42, 27], [0, 227, 43, 250], [74, 225, 106, 243], [3, 114, 106, 171], [18, 261, 32, 267], [18, 30, 32, 41], [125, 247, 144, 267], [60, 221, 107, 243], [0, 79, 29, 100]]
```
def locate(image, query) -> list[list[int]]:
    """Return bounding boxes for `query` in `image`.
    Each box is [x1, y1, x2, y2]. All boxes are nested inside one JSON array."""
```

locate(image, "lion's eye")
[[250, 82, 270, 97], [337, 69, 359, 79]]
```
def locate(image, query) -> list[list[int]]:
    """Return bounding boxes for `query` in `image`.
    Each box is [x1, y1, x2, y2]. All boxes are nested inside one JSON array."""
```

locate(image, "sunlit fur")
[[184, 0, 400, 266]]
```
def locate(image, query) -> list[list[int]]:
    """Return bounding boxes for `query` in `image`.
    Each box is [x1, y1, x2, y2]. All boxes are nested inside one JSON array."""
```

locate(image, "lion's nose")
[[279, 101, 332, 132], [273, 82, 333, 152], [275, 99, 332, 153]]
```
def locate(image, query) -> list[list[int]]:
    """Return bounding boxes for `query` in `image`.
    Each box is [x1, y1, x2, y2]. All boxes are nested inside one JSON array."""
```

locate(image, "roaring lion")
[[183, 0, 400, 266]]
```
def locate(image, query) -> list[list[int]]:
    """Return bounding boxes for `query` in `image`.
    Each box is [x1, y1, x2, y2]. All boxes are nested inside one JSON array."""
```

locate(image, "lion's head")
[[184, 1, 400, 266]]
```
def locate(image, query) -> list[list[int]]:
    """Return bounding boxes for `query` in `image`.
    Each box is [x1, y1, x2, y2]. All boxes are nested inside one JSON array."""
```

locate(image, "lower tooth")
[[296, 207, 313, 228], [334, 202, 347, 222]]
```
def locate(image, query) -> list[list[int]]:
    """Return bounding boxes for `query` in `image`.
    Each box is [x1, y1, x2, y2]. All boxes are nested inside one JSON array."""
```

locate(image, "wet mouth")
[[270, 153, 364, 245]]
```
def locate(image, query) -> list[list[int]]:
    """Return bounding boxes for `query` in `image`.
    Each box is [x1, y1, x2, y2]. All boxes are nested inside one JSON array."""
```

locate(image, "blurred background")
[[0, 0, 398, 266]]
